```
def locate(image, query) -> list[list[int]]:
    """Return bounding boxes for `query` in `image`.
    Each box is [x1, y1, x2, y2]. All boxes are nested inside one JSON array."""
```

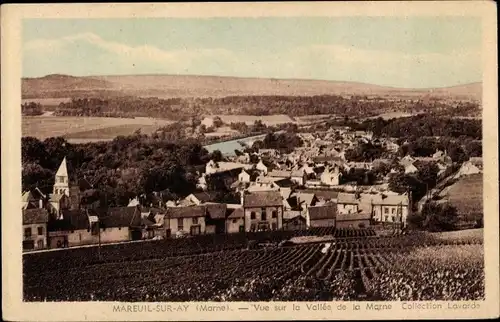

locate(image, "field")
[[22, 74, 482, 101], [438, 174, 483, 216], [23, 228, 484, 302], [22, 116, 175, 142], [218, 114, 295, 125]]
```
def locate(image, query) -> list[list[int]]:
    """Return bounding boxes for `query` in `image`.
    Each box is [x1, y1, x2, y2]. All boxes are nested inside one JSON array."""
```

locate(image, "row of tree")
[[24, 95, 480, 120]]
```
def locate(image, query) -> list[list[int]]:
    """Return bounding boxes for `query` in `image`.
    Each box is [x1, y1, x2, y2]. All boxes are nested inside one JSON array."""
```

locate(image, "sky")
[[22, 17, 482, 88]]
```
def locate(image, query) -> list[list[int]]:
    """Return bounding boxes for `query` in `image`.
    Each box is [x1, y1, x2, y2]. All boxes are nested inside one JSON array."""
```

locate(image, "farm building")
[[335, 213, 372, 229], [242, 191, 284, 232], [23, 208, 49, 250], [307, 204, 337, 227]]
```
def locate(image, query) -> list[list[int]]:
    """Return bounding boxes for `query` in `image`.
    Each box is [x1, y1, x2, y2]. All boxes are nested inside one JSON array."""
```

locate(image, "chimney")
[[39, 199, 43, 209], [240, 190, 245, 206]]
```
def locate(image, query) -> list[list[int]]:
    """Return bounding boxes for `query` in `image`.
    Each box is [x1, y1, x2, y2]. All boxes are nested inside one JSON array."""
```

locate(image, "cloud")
[[23, 32, 481, 88]]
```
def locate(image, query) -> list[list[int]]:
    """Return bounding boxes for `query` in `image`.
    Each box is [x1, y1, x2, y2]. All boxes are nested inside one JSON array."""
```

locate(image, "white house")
[[320, 166, 342, 186], [256, 160, 269, 175], [238, 169, 252, 183]]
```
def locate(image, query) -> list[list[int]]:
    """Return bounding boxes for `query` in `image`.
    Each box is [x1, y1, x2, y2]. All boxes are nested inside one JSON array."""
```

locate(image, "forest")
[[28, 95, 481, 119]]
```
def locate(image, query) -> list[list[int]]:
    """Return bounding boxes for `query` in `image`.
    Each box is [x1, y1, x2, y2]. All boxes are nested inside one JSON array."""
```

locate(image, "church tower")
[[53, 157, 70, 196]]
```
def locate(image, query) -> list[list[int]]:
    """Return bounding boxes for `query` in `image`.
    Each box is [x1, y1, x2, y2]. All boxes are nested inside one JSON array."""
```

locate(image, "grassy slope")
[[22, 74, 482, 101]]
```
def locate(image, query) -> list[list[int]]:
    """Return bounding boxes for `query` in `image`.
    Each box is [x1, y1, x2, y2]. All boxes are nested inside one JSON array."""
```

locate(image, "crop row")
[[24, 243, 484, 302]]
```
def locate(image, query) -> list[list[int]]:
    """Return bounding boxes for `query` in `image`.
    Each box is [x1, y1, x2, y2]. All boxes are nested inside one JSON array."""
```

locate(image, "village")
[[21, 124, 483, 250]]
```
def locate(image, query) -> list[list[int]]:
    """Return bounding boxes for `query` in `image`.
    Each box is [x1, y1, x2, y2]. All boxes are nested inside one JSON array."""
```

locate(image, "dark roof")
[[243, 191, 283, 208], [78, 178, 93, 191], [227, 208, 244, 219], [308, 205, 337, 220], [286, 196, 301, 211], [22, 208, 49, 225], [101, 207, 141, 228], [204, 203, 227, 219], [57, 209, 90, 230], [283, 215, 307, 224], [274, 178, 295, 188], [192, 191, 219, 203], [336, 213, 372, 222], [297, 189, 339, 201], [166, 206, 205, 219]]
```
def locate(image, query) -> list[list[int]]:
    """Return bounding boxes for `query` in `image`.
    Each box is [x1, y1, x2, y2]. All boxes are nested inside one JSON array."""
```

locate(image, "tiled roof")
[[166, 206, 205, 219], [274, 178, 295, 188], [101, 207, 142, 228], [243, 191, 283, 208], [192, 191, 219, 203], [268, 170, 291, 178], [227, 208, 244, 219], [49, 194, 65, 202], [58, 209, 90, 230], [308, 205, 337, 220], [204, 203, 227, 219], [22, 208, 49, 225], [297, 189, 339, 201]]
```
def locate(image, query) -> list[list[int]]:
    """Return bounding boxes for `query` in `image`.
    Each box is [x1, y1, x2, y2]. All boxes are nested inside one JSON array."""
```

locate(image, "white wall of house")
[[66, 227, 131, 246], [256, 161, 268, 174], [166, 216, 206, 235], [23, 223, 47, 249], [337, 203, 358, 215], [238, 170, 251, 183], [244, 206, 283, 232], [372, 205, 409, 223], [320, 169, 341, 186], [226, 218, 245, 233]]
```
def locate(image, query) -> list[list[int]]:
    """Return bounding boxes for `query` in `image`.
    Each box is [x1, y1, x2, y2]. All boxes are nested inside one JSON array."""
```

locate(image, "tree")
[[213, 116, 223, 128], [421, 202, 459, 232], [210, 150, 223, 162], [415, 162, 439, 189]]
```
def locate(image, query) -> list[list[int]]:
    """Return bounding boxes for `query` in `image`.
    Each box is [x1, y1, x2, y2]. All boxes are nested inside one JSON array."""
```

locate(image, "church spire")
[[55, 157, 68, 177]]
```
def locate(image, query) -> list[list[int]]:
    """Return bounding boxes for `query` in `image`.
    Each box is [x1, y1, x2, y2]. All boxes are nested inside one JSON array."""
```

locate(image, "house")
[[139, 207, 164, 239], [320, 166, 342, 186], [336, 213, 372, 229], [308, 204, 337, 228], [282, 215, 307, 231], [296, 189, 339, 204], [201, 117, 215, 128], [404, 163, 419, 174], [204, 203, 228, 234], [255, 159, 269, 175], [22, 208, 49, 250], [183, 191, 220, 206], [336, 192, 410, 224], [455, 157, 483, 178], [226, 208, 245, 234], [238, 169, 252, 183], [21, 187, 47, 210], [242, 191, 284, 232], [268, 170, 292, 180], [291, 170, 307, 186], [259, 149, 279, 158], [164, 206, 206, 237], [47, 207, 142, 248], [204, 167, 247, 191], [345, 162, 373, 172], [205, 160, 252, 175]]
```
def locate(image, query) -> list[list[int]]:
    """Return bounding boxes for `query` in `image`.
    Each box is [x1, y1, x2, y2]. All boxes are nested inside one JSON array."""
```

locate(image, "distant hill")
[[22, 74, 482, 101]]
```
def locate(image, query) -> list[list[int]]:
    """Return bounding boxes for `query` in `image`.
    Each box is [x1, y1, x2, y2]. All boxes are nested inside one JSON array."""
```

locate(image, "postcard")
[[2, 1, 499, 321]]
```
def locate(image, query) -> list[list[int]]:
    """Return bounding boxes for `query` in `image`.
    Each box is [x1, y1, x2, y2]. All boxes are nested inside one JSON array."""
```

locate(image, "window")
[[250, 212, 256, 220], [24, 227, 32, 238], [178, 219, 183, 231], [391, 208, 396, 214], [384, 208, 389, 214], [79, 234, 82, 241], [37, 227, 43, 235], [272, 211, 277, 218], [58, 176, 65, 183], [391, 216, 395, 222], [232, 219, 237, 224], [192, 217, 198, 225], [272, 223, 277, 230], [385, 215, 388, 221], [262, 211, 267, 221], [37, 240, 44, 249]]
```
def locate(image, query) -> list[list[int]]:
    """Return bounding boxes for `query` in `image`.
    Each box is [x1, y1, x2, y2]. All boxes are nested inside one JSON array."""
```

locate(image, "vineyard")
[[23, 229, 484, 302]]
